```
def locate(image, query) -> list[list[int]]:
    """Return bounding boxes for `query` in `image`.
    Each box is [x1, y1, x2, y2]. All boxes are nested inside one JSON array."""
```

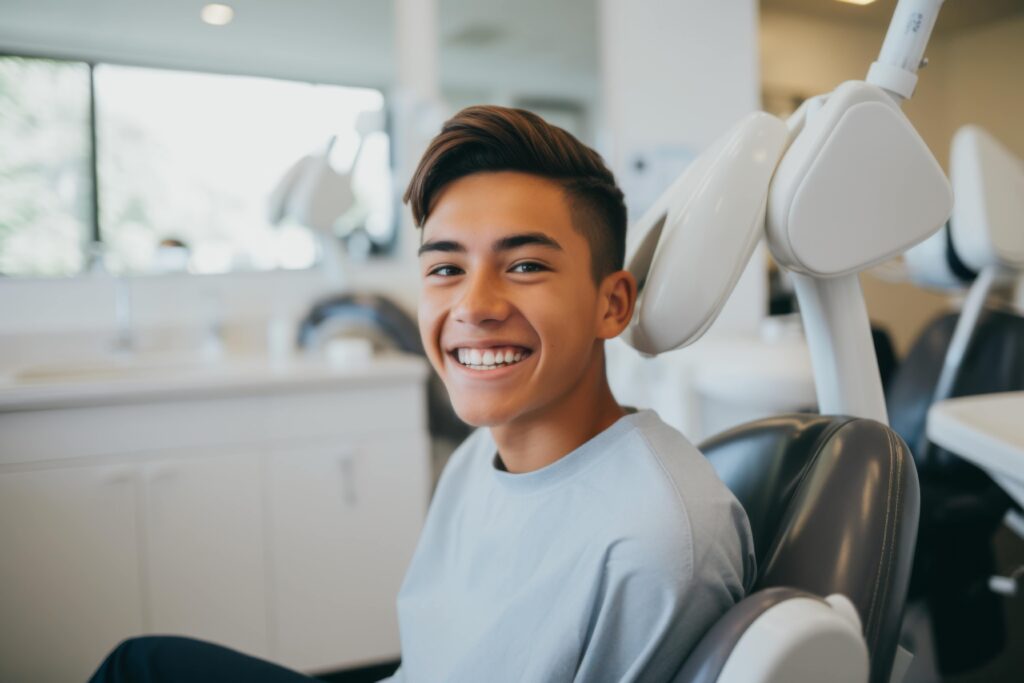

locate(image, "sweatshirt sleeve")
[[573, 511, 748, 683]]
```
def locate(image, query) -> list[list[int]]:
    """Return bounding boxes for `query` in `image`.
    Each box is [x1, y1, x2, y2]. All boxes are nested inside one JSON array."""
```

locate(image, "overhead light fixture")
[[201, 3, 234, 26], [836, 0, 877, 5]]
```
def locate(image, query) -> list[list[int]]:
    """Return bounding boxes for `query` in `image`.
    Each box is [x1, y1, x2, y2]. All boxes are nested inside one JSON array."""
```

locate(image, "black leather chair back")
[[697, 415, 920, 683]]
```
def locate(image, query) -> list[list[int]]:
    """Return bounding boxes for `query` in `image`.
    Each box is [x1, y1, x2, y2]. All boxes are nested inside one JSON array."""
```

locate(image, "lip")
[[443, 339, 534, 353]]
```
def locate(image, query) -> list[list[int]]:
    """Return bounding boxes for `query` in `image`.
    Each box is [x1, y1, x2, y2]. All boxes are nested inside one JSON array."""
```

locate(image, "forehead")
[[422, 171, 579, 245]]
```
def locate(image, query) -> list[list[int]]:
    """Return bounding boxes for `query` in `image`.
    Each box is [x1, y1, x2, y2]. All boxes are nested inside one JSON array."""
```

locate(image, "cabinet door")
[[266, 432, 430, 672], [0, 464, 145, 683], [142, 451, 268, 655]]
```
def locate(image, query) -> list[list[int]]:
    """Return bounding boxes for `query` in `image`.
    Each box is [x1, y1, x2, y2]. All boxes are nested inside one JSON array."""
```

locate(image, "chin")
[[449, 395, 520, 428], [451, 404, 507, 428]]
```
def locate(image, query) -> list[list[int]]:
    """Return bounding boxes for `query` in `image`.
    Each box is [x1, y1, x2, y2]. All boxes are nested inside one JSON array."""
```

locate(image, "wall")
[[943, 15, 1024, 161], [760, 8, 1024, 355], [600, 0, 765, 335]]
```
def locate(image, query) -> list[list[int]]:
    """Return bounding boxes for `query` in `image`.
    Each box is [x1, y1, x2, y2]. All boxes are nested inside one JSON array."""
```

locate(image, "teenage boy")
[[88, 106, 754, 683], [384, 105, 753, 682]]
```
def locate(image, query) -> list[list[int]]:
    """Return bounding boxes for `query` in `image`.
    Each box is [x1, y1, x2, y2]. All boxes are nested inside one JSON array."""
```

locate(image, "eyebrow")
[[418, 231, 563, 257]]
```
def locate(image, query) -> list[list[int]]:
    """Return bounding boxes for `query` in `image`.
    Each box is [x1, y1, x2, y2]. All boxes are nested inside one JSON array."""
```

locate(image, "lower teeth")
[[460, 354, 527, 370]]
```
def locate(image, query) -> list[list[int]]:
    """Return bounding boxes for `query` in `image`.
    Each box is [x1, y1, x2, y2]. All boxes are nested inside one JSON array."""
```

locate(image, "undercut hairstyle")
[[404, 105, 627, 282]]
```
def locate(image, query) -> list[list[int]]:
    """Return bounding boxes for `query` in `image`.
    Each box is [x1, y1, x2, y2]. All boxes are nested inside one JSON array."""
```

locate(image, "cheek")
[[533, 288, 598, 355], [417, 297, 446, 370]]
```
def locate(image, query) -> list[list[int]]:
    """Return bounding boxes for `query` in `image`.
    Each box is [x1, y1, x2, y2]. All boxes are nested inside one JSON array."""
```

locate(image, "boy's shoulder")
[[438, 410, 746, 544], [428, 409, 755, 590], [593, 411, 747, 548], [437, 409, 731, 503], [596, 411, 755, 595]]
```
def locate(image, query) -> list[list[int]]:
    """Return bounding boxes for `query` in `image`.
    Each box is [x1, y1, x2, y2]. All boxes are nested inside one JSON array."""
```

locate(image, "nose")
[[452, 268, 511, 326]]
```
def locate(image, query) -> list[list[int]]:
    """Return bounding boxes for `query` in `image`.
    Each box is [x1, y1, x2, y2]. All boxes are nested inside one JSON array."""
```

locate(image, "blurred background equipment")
[[892, 125, 1024, 680]]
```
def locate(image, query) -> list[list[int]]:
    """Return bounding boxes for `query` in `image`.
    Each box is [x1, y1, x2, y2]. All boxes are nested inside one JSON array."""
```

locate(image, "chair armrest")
[[675, 587, 868, 683]]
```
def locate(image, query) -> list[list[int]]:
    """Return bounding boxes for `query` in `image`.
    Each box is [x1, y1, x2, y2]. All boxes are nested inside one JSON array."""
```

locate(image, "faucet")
[[200, 287, 225, 361], [87, 241, 135, 355], [112, 273, 134, 354]]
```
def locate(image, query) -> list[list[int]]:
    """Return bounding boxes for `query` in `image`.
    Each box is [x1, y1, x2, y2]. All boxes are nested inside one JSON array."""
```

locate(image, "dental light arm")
[[765, 0, 951, 422], [868, 0, 945, 102]]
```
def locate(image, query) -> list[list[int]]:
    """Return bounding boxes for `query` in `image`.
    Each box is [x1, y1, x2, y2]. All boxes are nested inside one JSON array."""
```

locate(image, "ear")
[[595, 270, 638, 340]]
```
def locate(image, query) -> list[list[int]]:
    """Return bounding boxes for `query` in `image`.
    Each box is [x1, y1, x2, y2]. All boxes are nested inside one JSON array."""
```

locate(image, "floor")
[[948, 525, 1024, 683]]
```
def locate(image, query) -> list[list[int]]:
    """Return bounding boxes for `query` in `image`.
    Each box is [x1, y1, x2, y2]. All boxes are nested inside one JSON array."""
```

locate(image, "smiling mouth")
[[449, 346, 533, 371]]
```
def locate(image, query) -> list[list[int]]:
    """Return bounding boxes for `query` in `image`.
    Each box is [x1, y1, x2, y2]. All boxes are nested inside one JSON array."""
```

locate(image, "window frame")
[[0, 51, 400, 278]]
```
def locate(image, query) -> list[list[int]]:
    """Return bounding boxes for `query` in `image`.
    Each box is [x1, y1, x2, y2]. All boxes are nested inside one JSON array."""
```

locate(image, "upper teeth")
[[456, 347, 528, 369]]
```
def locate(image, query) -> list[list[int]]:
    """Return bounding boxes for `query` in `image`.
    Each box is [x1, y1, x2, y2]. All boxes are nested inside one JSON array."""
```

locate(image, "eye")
[[509, 261, 548, 274], [427, 264, 463, 277]]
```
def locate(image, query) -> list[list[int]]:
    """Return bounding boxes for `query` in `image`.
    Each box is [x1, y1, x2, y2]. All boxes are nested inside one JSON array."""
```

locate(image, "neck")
[[489, 346, 626, 474]]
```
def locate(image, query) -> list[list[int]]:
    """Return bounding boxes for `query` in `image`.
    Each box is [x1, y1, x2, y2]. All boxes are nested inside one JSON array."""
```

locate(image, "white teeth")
[[454, 347, 530, 371]]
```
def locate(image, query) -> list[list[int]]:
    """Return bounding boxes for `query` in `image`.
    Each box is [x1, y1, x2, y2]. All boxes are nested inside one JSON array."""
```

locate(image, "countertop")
[[927, 391, 1024, 507], [0, 351, 429, 412]]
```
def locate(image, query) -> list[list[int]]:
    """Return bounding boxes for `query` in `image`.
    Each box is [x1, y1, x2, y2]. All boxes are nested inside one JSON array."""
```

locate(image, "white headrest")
[[903, 226, 967, 291], [766, 81, 952, 278], [622, 112, 789, 355], [949, 125, 1024, 271]]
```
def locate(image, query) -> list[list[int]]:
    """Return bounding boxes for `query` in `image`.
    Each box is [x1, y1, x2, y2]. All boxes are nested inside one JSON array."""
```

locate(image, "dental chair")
[[618, 2, 952, 681], [891, 125, 1024, 675]]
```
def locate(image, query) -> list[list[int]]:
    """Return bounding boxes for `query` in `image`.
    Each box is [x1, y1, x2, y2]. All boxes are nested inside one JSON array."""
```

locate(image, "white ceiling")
[[0, 0, 600, 101], [0, 1, 397, 86]]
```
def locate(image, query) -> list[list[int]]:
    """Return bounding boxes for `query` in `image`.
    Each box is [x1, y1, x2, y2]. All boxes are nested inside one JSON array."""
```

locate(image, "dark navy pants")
[[88, 636, 317, 682]]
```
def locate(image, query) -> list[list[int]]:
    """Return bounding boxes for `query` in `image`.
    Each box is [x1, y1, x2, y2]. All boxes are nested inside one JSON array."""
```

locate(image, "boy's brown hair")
[[403, 105, 627, 282]]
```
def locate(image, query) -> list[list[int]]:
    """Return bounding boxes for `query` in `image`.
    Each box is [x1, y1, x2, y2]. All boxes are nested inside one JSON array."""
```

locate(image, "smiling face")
[[418, 171, 634, 429]]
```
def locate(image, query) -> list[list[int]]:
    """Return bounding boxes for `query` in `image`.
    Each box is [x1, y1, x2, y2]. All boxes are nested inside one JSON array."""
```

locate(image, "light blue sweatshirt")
[[382, 409, 755, 682]]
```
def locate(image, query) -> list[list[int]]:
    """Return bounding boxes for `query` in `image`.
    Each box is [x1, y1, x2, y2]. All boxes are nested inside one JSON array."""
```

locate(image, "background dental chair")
[[296, 293, 471, 480], [891, 125, 1024, 676], [617, 3, 951, 681]]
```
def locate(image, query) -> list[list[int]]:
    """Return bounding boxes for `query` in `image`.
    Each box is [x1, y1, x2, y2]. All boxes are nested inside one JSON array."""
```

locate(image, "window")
[[0, 56, 395, 277], [0, 57, 92, 277]]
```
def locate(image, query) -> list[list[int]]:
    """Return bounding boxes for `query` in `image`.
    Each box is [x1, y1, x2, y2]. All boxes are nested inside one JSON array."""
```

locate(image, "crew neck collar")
[[489, 408, 648, 493]]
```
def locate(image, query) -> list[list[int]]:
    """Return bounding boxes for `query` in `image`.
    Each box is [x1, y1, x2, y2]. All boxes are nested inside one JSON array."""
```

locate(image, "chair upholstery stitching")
[[873, 431, 903, 657], [866, 425, 896, 644]]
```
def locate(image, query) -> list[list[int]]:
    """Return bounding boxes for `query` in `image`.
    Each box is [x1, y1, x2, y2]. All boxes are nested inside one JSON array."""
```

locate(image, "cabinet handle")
[[148, 464, 179, 484], [338, 455, 358, 506], [101, 467, 136, 485]]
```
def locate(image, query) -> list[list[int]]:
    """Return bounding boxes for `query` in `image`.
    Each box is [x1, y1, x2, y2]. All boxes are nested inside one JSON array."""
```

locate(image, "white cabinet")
[[0, 355, 431, 682], [267, 432, 430, 672], [142, 452, 268, 653], [0, 464, 145, 683]]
